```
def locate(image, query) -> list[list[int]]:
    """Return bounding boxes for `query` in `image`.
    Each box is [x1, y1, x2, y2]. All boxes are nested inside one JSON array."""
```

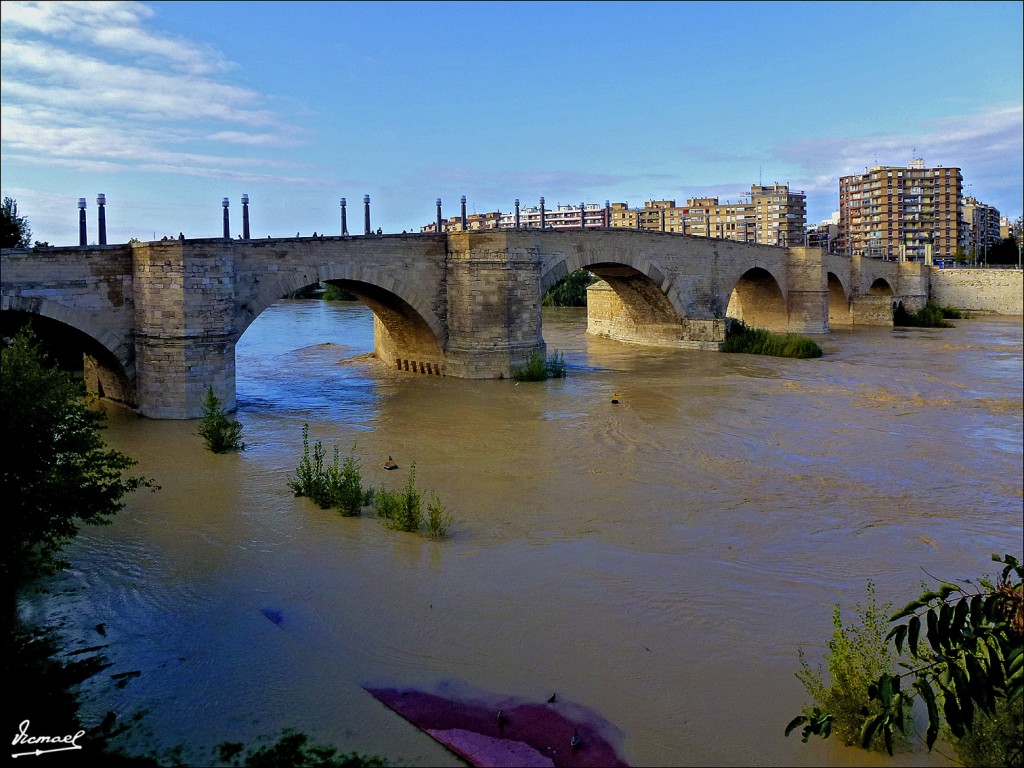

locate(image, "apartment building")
[[500, 202, 607, 229], [417, 184, 807, 244], [807, 212, 840, 253], [607, 185, 806, 246], [962, 196, 1001, 261], [419, 211, 503, 233], [837, 158, 963, 261]]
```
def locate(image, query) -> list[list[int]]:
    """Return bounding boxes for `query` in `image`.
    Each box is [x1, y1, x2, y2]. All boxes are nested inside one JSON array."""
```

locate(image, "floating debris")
[[384, 455, 399, 470], [261, 608, 284, 626], [365, 686, 628, 767]]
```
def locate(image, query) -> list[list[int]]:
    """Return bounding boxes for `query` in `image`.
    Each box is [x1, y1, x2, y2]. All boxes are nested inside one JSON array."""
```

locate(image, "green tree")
[[987, 236, 1020, 266], [788, 554, 1023, 763], [0, 327, 155, 599], [197, 385, 246, 453], [1, 196, 32, 248], [542, 269, 595, 306]]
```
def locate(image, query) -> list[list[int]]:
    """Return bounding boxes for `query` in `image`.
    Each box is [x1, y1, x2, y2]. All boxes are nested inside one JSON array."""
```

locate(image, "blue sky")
[[2, 0, 1022, 245]]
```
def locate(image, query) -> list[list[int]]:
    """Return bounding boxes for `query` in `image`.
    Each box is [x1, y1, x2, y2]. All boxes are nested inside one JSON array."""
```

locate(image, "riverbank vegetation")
[[893, 301, 963, 328], [289, 426, 453, 538], [720, 321, 823, 359], [512, 349, 567, 381], [788, 554, 1023, 767], [197, 385, 246, 453]]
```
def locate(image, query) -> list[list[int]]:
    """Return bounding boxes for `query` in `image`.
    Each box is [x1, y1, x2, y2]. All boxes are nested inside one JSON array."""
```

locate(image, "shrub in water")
[[795, 582, 905, 750], [290, 428, 368, 515], [545, 351, 566, 378], [197, 385, 245, 453], [893, 301, 958, 328], [513, 349, 568, 381], [425, 493, 453, 540], [334, 444, 365, 517]]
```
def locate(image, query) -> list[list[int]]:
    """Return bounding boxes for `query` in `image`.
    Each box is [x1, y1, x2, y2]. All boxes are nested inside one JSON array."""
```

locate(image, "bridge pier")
[[784, 246, 829, 334], [586, 280, 725, 350], [133, 241, 237, 418], [444, 231, 546, 378]]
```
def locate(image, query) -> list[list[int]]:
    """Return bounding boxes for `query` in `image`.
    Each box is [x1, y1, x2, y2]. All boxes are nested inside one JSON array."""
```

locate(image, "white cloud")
[[1, 1, 229, 74], [773, 101, 1023, 216], [0, 1, 318, 186]]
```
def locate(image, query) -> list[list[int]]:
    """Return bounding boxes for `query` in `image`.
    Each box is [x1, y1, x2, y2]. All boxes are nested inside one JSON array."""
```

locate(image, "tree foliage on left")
[[1, 196, 32, 248], [0, 327, 154, 597]]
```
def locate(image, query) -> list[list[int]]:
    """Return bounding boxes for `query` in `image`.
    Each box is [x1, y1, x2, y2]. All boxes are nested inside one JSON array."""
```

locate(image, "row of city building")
[[419, 158, 1012, 263]]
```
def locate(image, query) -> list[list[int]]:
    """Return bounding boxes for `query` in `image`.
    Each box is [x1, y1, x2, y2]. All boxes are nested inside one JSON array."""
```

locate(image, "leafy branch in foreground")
[[787, 554, 1023, 763]]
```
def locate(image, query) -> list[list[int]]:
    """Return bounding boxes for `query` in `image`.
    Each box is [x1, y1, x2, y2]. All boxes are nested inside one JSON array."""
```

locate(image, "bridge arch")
[[828, 272, 851, 326], [1, 296, 137, 406], [1, 295, 134, 376], [238, 263, 447, 375], [542, 251, 687, 321], [725, 267, 788, 331]]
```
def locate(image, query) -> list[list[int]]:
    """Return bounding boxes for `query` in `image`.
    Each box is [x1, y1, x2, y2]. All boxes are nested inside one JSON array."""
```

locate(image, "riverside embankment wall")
[[929, 268, 1023, 315]]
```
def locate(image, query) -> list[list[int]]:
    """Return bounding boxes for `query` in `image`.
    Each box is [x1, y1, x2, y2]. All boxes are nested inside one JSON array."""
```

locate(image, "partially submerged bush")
[[794, 582, 904, 750], [289, 426, 366, 515], [425, 493, 453, 540], [893, 301, 960, 328], [197, 386, 245, 453], [377, 464, 423, 533], [513, 349, 567, 381], [721, 322, 822, 359]]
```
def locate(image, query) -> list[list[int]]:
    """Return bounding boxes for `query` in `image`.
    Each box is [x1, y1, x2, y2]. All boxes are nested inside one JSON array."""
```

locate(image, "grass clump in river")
[[512, 349, 567, 381], [721, 321, 823, 359], [893, 301, 961, 328]]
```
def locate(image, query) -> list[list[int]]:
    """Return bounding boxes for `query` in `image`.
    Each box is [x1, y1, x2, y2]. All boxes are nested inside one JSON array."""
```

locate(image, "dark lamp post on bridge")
[[222, 198, 230, 239], [604, 200, 610, 228], [241, 194, 250, 239], [436, 198, 442, 233], [539, 197, 546, 230], [78, 198, 87, 246], [514, 199, 520, 229], [340, 198, 348, 235], [461, 195, 467, 231], [363, 195, 371, 235], [580, 202, 586, 229], [97, 194, 107, 245]]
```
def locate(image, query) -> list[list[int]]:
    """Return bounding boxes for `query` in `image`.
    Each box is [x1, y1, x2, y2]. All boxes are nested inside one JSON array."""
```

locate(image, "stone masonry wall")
[[929, 268, 1023, 315]]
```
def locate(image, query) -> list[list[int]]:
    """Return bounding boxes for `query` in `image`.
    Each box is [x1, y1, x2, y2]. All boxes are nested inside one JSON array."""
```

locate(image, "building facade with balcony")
[[837, 158, 963, 261]]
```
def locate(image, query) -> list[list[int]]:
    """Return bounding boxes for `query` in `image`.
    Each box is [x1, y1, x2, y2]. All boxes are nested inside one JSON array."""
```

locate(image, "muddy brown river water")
[[21, 303, 1023, 766]]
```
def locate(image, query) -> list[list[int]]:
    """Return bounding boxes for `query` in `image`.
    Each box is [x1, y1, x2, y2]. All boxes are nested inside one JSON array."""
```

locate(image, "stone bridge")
[[0, 229, 926, 418]]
